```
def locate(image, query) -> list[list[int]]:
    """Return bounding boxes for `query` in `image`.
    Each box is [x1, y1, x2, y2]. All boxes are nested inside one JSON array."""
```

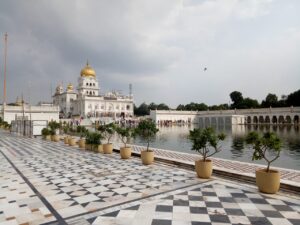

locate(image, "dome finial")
[[86, 59, 89, 66], [81, 61, 96, 77]]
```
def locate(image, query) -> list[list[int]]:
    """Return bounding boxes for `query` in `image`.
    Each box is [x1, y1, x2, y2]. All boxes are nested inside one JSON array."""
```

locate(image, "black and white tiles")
[[0, 131, 299, 225]]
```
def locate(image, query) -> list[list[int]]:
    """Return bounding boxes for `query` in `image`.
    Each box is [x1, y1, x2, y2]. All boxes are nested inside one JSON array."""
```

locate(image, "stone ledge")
[[112, 148, 300, 194]]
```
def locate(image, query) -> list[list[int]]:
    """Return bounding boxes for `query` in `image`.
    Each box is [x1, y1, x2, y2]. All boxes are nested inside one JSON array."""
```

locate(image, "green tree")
[[157, 103, 169, 110], [242, 97, 260, 108], [148, 102, 157, 110], [134, 119, 159, 151], [134, 103, 150, 116], [230, 91, 244, 109], [246, 132, 282, 172], [262, 93, 278, 107], [189, 127, 226, 161], [98, 123, 116, 144], [286, 89, 300, 106], [176, 104, 185, 110], [116, 126, 134, 148]]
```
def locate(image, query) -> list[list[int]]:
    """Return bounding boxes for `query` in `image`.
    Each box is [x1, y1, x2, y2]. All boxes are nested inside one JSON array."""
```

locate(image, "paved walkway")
[[112, 143, 300, 188], [0, 131, 299, 225]]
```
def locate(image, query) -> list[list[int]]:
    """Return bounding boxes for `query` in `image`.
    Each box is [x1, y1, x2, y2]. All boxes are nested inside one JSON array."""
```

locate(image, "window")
[[101, 105, 104, 109], [86, 83, 88, 86], [126, 105, 130, 110], [88, 104, 92, 109], [93, 83, 95, 86], [95, 104, 98, 109]]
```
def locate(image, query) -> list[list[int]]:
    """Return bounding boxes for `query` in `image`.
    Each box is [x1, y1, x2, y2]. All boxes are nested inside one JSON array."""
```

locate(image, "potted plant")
[[189, 127, 226, 178], [48, 121, 61, 142], [98, 123, 116, 154], [116, 126, 134, 159], [85, 131, 102, 152], [134, 119, 159, 165], [246, 131, 282, 194], [41, 128, 51, 140], [77, 125, 87, 149]]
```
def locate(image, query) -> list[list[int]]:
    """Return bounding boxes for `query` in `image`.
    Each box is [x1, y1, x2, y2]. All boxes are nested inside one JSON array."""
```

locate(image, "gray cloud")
[[0, 0, 299, 107]]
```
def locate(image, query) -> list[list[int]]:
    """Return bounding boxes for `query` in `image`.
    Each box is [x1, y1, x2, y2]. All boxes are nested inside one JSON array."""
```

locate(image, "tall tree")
[[286, 89, 300, 106], [157, 103, 169, 110], [262, 93, 278, 107], [230, 91, 243, 109]]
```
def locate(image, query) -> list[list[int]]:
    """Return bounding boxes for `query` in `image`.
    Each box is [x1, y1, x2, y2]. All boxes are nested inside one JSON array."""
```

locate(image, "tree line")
[[134, 89, 300, 116]]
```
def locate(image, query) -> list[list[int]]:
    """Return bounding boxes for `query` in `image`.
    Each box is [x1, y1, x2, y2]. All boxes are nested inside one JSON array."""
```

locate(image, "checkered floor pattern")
[[85, 181, 300, 225], [0, 131, 299, 225]]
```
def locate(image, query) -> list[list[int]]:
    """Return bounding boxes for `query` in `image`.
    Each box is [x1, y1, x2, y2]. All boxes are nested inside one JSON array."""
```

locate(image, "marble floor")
[[0, 131, 299, 225]]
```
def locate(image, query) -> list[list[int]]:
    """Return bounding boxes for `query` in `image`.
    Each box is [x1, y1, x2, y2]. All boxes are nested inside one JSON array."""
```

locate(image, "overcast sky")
[[0, 0, 299, 107]]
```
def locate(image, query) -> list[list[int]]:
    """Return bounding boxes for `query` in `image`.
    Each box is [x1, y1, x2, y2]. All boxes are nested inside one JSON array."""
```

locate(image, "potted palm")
[[98, 123, 116, 154], [48, 121, 60, 142], [85, 131, 102, 152], [246, 131, 282, 194], [189, 127, 226, 178], [41, 128, 51, 140], [134, 119, 159, 165], [77, 126, 87, 149], [116, 126, 134, 159]]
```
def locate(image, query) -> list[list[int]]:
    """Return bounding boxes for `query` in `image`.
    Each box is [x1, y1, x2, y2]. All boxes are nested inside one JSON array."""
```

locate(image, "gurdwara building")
[[52, 62, 134, 119]]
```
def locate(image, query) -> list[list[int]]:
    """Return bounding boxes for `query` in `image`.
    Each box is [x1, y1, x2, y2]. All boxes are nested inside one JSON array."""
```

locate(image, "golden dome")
[[67, 83, 73, 92], [80, 61, 96, 77]]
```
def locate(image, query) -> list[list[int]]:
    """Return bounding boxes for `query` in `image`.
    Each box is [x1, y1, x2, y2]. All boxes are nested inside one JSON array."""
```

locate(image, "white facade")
[[53, 62, 134, 119], [150, 107, 300, 125], [0, 105, 59, 124]]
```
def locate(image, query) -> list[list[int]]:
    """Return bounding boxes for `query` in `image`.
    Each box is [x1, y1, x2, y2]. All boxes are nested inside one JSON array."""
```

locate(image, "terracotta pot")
[[103, 143, 113, 154], [141, 150, 154, 165], [51, 135, 60, 142], [46, 135, 51, 141], [78, 139, 85, 149], [120, 147, 131, 159], [98, 144, 103, 153], [64, 136, 69, 144], [68, 138, 76, 146], [256, 169, 280, 194], [195, 159, 212, 179]]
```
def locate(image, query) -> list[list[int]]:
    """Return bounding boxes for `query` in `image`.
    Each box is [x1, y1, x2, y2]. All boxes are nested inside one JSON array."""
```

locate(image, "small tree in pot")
[[116, 126, 134, 159], [85, 131, 102, 152], [134, 119, 159, 165], [189, 127, 225, 178], [246, 131, 282, 194], [77, 126, 87, 149], [48, 121, 61, 142], [41, 128, 51, 140], [97, 123, 116, 154]]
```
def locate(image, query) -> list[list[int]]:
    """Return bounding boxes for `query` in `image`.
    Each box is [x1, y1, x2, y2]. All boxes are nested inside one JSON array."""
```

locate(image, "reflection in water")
[[132, 124, 300, 170]]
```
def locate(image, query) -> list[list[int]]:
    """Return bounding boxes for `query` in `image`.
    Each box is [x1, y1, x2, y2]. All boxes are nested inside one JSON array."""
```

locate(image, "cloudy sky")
[[0, 0, 299, 107]]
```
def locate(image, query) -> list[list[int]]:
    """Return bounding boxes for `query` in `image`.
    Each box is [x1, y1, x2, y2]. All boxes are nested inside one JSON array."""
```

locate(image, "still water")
[[132, 124, 300, 170]]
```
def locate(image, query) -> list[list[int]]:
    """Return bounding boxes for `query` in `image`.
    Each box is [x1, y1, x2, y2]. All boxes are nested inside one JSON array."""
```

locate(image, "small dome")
[[80, 61, 96, 77], [56, 84, 63, 94], [67, 83, 74, 92]]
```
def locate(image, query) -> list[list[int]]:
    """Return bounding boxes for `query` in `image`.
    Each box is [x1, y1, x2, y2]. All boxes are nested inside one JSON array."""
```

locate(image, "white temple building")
[[52, 62, 134, 120]]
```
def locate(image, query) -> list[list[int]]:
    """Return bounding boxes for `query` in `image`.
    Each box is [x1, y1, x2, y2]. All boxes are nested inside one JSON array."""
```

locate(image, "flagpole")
[[3, 33, 8, 106]]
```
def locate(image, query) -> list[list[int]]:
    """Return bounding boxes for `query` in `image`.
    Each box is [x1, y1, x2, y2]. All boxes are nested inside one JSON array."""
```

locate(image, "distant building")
[[0, 104, 59, 124], [52, 62, 134, 120]]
